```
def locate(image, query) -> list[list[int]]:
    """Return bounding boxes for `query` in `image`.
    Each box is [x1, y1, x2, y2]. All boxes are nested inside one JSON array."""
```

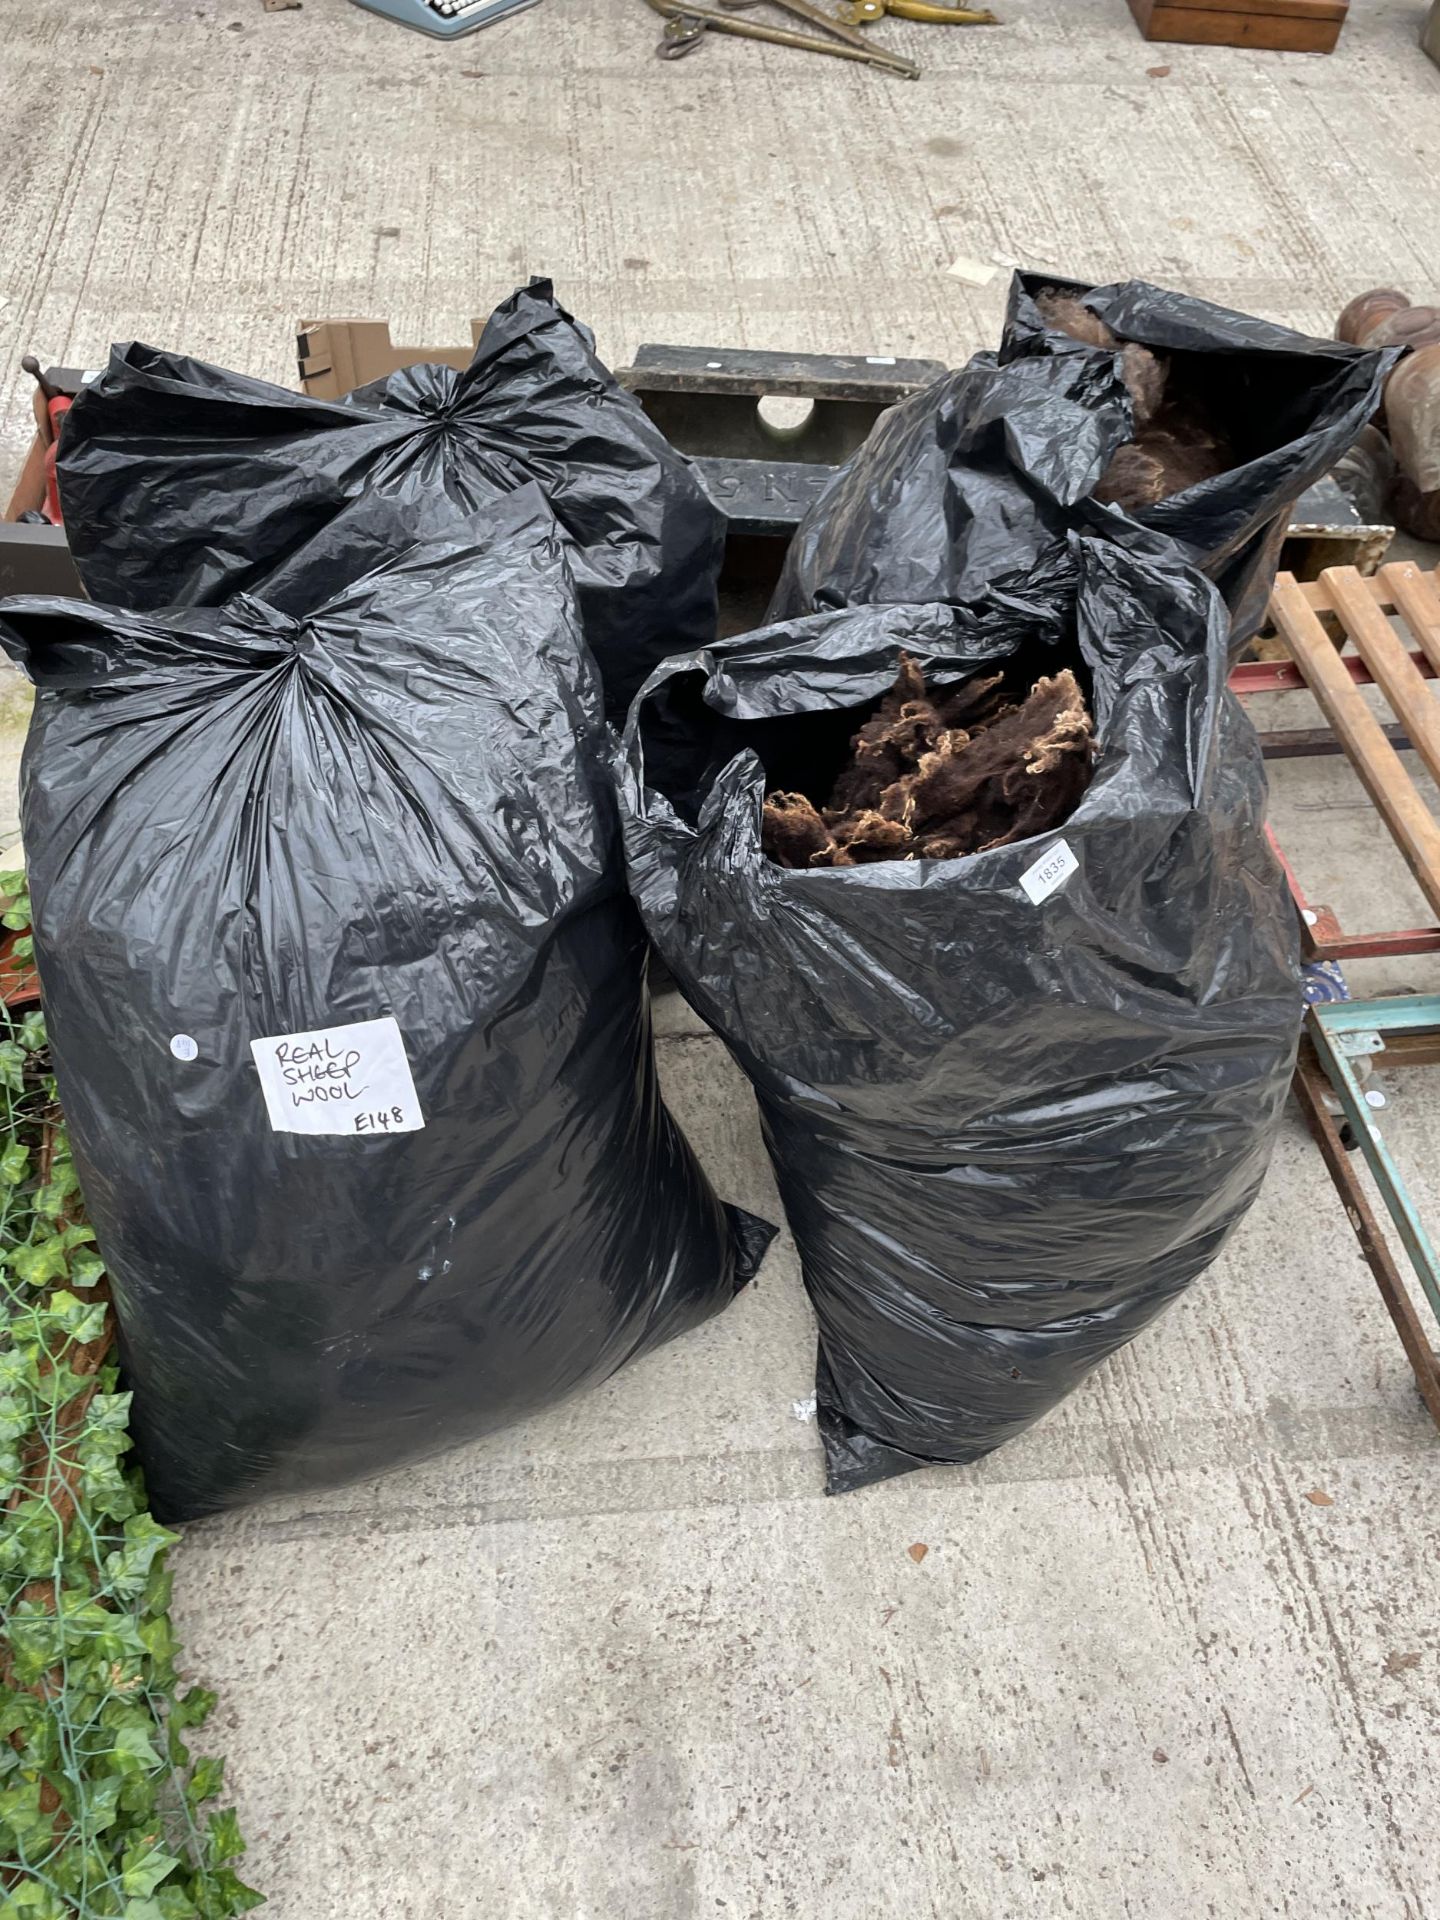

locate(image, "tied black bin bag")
[[0, 488, 771, 1522], [55, 278, 724, 717], [622, 540, 1300, 1493], [770, 274, 1393, 652]]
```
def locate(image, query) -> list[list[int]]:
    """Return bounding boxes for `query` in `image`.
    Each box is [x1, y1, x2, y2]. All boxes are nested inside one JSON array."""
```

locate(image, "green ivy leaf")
[[58, 1590, 114, 1631], [0, 1775, 58, 1857], [79, 1430, 130, 1475], [0, 1392, 31, 1444], [22, 1517, 67, 1582], [186, 1869, 264, 1920], [93, 1615, 149, 1670], [0, 1444, 24, 1498], [185, 1754, 225, 1807], [142, 1562, 173, 1621], [89, 1467, 142, 1523], [0, 1140, 30, 1186], [87, 1390, 133, 1432], [19, 1360, 84, 1419], [66, 1250, 106, 1292], [124, 1510, 181, 1553], [35, 1158, 79, 1219], [204, 1869, 264, 1916], [0, 1041, 26, 1094], [45, 1288, 108, 1344], [139, 1611, 180, 1676], [106, 1512, 180, 1603], [153, 1889, 202, 1920], [122, 1841, 183, 1897], [116, 1765, 162, 1820], [0, 1692, 34, 1741], [0, 1341, 37, 1389], [6, 1239, 69, 1287], [7, 1607, 65, 1684], [107, 1718, 164, 1775], [172, 1687, 217, 1733], [0, 1878, 71, 1919], [153, 1888, 202, 1920], [9, 935, 33, 961], [204, 1807, 245, 1868], [82, 1769, 124, 1835]]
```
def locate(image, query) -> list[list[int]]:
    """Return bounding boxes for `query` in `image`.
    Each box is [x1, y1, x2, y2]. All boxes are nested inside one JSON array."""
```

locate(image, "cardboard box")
[[296, 319, 484, 400]]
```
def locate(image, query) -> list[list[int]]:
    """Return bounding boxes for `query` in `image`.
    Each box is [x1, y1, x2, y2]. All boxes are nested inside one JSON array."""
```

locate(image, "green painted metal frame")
[[1307, 996, 1440, 1422]]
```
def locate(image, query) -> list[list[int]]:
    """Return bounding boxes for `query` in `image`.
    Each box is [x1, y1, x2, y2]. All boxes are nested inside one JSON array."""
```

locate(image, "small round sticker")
[[169, 1034, 199, 1062]]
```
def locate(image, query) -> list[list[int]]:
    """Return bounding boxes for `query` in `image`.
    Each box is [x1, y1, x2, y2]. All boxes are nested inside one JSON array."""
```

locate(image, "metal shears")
[[649, 0, 923, 77], [840, 0, 997, 21]]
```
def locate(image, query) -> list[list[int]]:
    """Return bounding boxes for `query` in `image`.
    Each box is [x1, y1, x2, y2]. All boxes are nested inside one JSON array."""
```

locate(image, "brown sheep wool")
[[1034, 290, 1233, 509], [762, 654, 1095, 870]]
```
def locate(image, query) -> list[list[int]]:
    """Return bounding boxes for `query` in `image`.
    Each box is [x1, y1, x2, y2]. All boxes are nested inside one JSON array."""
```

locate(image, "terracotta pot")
[[1386, 342, 1440, 496], [1336, 287, 1410, 346], [1391, 475, 1440, 542], [1370, 306, 1440, 353], [0, 929, 39, 1011]]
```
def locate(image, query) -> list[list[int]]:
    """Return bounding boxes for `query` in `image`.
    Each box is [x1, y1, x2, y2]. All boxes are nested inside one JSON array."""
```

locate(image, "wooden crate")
[[1128, 0, 1348, 53]]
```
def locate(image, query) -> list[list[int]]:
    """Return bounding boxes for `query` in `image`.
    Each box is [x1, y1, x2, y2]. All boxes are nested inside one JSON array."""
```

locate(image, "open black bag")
[[770, 274, 1394, 651], [0, 488, 770, 1521], [55, 278, 724, 716], [622, 538, 1300, 1492]]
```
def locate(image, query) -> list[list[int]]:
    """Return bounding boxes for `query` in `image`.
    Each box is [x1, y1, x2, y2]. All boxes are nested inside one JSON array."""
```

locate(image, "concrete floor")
[[5, 1, 1440, 1914]]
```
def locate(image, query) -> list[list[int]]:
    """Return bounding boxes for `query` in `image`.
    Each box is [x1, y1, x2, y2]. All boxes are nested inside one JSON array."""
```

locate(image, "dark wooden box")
[[1128, 0, 1348, 52]]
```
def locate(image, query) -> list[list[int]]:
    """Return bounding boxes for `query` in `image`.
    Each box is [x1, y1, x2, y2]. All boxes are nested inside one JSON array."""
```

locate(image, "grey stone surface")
[[4, 1, 1440, 1913]]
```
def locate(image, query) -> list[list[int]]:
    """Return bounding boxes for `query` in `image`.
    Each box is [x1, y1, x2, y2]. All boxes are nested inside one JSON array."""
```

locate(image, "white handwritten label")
[[1019, 838, 1079, 906], [249, 1016, 424, 1138], [169, 1034, 198, 1062]]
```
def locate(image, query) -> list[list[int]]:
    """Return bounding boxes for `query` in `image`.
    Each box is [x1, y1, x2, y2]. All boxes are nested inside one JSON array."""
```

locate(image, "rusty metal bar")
[[1230, 648, 1436, 697], [1258, 724, 1412, 759]]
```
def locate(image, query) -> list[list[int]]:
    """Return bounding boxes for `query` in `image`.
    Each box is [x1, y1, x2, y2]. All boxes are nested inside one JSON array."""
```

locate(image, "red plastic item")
[[41, 395, 71, 525]]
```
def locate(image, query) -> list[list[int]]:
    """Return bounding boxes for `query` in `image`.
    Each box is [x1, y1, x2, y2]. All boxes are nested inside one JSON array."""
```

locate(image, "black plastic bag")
[[622, 538, 1300, 1492], [770, 274, 1393, 650], [55, 279, 724, 716], [0, 488, 771, 1521]]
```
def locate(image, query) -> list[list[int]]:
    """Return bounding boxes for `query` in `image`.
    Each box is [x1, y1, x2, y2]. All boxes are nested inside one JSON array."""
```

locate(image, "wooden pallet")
[[1266, 562, 1440, 951], [1263, 562, 1440, 1428], [1128, 0, 1348, 53]]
